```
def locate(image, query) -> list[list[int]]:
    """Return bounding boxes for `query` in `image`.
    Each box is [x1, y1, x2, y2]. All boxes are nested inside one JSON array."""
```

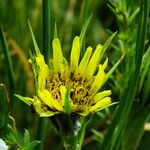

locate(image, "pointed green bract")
[[64, 86, 71, 115], [29, 50, 39, 95], [80, 15, 92, 48], [14, 94, 33, 106], [28, 21, 40, 55], [102, 54, 125, 86], [99, 31, 117, 62]]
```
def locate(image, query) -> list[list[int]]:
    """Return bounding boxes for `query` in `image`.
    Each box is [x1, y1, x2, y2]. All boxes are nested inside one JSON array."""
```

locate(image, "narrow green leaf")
[[0, 27, 15, 106], [24, 141, 41, 150], [101, 0, 149, 149], [23, 130, 30, 145], [102, 54, 125, 86], [14, 94, 33, 106], [36, 1, 51, 150], [139, 46, 150, 92], [99, 31, 117, 62], [80, 0, 89, 57], [0, 84, 9, 137], [80, 14, 92, 48], [91, 129, 104, 142], [121, 105, 150, 150], [64, 86, 71, 115], [28, 21, 40, 55], [129, 7, 140, 24], [42, 0, 51, 63]]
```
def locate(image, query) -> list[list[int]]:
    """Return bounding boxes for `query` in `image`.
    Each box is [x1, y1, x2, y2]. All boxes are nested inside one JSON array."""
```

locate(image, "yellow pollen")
[[45, 70, 94, 111]]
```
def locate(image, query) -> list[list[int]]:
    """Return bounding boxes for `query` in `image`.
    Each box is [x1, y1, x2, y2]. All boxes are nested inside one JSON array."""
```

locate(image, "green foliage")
[[0, 0, 150, 149], [5, 125, 40, 150], [0, 84, 9, 137]]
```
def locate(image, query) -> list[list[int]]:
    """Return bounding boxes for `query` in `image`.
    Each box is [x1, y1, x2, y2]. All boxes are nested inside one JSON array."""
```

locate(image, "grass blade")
[[80, 0, 89, 57], [36, 1, 51, 150], [101, 0, 149, 149], [0, 84, 9, 137], [0, 27, 15, 106], [42, 0, 51, 63]]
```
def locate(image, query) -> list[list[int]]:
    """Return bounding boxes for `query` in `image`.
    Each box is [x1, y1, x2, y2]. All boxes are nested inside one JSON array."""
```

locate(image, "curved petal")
[[86, 44, 103, 77], [38, 89, 54, 109], [52, 39, 64, 72], [89, 97, 111, 112], [93, 90, 112, 103], [78, 46, 92, 76], [102, 57, 108, 70], [89, 65, 105, 94], [36, 54, 49, 90], [51, 100, 63, 112], [33, 98, 57, 117], [70, 36, 80, 70]]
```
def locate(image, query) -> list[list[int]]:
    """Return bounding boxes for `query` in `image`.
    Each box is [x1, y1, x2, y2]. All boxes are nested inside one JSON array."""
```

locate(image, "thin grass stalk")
[[0, 84, 9, 137], [36, 0, 51, 150], [0, 27, 15, 106], [101, 0, 149, 149], [42, 0, 51, 63], [80, 0, 88, 58]]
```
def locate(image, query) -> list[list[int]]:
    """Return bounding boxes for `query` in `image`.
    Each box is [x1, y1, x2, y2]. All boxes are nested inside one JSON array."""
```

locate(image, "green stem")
[[42, 0, 51, 63], [58, 115, 91, 150], [36, 118, 47, 150], [101, 0, 149, 149], [36, 0, 51, 149], [80, 0, 88, 58], [61, 124, 86, 150], [0, 27, 15, 106]]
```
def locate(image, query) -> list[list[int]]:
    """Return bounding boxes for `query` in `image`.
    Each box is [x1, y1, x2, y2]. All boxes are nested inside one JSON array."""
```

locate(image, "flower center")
[[45, 70, 94, 108]]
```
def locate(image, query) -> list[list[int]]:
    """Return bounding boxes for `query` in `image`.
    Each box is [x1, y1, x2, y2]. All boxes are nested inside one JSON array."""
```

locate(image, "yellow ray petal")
[[70, 36, 80, 70], [89, 65, 105, 94], [93, 90, 112, 103], [36, 54, 49, 90], [78, 111, 89, 116], [102, 57, 108, 70], [33, 98, 57, 117], [78, 46, 92, 76], [86, 44, 103, 77], [39, 111, 58, 117], [33, 99, 45, 114], [38, 89, 54, 109], [52, 39, 64, 72], [90, 97, 111, 112], [52, 100, 63, 112]]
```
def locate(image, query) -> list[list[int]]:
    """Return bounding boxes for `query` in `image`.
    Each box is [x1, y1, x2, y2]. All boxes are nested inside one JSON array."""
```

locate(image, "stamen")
[[45, 69, 93, 112]]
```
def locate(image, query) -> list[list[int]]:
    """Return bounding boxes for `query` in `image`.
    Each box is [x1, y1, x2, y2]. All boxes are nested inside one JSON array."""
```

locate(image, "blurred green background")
[[0, 0, 150, 149]]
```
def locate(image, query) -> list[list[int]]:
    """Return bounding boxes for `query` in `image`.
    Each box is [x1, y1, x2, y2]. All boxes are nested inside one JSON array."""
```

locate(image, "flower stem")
[[36, 0, 51, 149], [55, 114, 90, 150]]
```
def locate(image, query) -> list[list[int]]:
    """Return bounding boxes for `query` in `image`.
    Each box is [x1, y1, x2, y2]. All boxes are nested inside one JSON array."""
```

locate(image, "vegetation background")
[[0, 0, 150, 149]]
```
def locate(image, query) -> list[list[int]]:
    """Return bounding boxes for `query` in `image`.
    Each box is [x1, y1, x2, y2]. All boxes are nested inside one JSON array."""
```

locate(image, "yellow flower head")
[[16, 32, 121, 117]]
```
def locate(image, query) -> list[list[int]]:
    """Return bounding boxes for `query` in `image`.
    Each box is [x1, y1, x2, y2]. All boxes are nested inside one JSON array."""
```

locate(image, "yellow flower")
[[16, 33, 122, 117]]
